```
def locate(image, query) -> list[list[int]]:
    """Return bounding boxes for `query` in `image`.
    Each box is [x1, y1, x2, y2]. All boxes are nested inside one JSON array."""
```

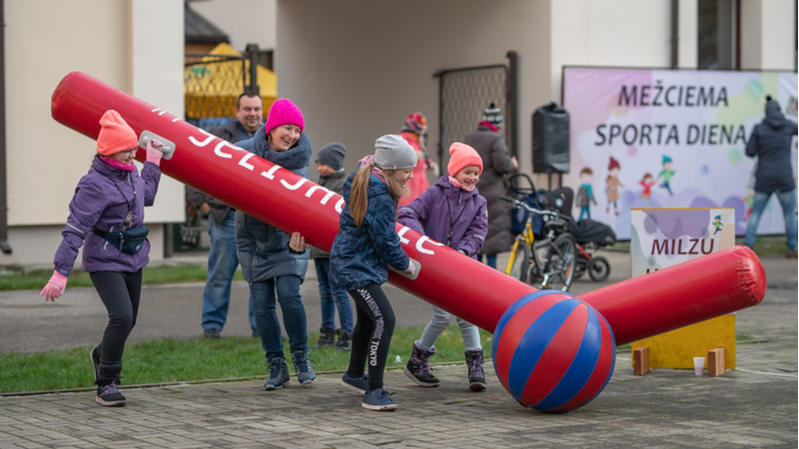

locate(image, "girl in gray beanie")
[[329, 134, 417, 411]]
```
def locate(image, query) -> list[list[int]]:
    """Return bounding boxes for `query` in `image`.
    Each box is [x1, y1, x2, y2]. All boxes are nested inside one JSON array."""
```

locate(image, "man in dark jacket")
[[744, 95, 798, 258], [463, 103, 518, 268], [188, 92, 263, 338]]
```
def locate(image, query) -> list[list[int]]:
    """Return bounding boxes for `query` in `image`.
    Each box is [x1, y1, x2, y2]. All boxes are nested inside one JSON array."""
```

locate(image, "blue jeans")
[[314, 259, 353, 333], [202, 211, 256, 332], [744, 189, 798, 251], [480, 254, 497, 269], [419, 306, 481, 351], [250, 275, 309, 361]]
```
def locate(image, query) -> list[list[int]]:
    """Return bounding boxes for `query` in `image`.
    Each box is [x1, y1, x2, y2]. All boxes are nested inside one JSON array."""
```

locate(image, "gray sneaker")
[[264, 358, 290, 390], [291, 350, 316, 385], [340, 372, 368, 394], [362, 388, 397, 411]]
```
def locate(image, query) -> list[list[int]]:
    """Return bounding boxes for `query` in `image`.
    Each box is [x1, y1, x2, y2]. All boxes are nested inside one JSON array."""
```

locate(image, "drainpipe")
[[671, 0, 679, 68], [0, 0, 12, 255]]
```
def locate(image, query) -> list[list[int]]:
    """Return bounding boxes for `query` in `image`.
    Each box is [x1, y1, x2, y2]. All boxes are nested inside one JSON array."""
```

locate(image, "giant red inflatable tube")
[[51, 72, 765, 346]]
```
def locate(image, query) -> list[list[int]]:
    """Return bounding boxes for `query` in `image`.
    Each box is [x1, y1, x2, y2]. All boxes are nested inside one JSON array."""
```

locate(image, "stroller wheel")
[[588, 256, 611, 282]]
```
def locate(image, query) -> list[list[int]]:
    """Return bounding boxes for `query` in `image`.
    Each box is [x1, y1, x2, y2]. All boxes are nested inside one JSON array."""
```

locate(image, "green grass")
[[0, 325, 494, 394]]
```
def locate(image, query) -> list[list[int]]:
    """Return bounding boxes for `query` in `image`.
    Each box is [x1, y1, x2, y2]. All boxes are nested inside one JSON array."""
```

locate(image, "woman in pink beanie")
[[235, 98, 318, 391], [398, 142, 489, 392], [40, 109, 165, 407]]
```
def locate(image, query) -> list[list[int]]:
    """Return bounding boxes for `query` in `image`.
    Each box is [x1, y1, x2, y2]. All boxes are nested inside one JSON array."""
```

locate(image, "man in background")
[[188, 92, 263, 338]]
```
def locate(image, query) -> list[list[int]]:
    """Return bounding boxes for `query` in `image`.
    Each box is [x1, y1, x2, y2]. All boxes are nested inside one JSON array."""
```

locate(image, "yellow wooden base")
[[631, 314, 736, 370]]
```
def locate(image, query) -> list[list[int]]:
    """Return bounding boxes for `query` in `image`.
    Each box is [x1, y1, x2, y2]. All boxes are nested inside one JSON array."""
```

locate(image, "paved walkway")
[[0, 249, 796, 448]]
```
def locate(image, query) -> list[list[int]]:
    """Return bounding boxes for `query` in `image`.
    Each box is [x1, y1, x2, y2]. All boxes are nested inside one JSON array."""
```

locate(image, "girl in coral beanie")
[[398, 142, 489, 392], [40, 109, 165, 407]]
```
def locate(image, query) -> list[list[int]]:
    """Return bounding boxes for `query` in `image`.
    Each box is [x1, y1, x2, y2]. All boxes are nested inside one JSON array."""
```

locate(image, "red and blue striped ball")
[[492, 290, 616, 413]]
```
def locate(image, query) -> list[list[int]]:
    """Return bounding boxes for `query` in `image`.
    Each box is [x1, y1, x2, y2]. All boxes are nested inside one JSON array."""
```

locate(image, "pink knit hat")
[[96, 110, 138, 156], [264, 98, 305, 136], [447, 142, 483, 176]]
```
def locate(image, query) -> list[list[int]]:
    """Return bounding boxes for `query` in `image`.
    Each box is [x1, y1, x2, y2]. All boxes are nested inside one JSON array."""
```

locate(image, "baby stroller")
[[509, 174, 615, 282]]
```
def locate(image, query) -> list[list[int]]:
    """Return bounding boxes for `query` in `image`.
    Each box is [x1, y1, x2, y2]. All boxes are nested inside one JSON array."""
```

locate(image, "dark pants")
[[90, 270, 143, 384], [347, 284, 396, 392]]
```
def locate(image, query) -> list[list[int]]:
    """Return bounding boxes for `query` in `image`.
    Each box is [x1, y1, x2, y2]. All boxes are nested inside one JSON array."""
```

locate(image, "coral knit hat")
[[96, 110, 138, 156], [447, 142, 483, 176]]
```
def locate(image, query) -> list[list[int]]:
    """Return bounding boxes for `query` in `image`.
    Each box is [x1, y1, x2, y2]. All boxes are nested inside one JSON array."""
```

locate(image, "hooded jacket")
[[398, 175, 488, 258], [746, 107, 799, 194], [330, 170, 410, 291], [234, 124, 312, 283], [53, 155, 161, 275]]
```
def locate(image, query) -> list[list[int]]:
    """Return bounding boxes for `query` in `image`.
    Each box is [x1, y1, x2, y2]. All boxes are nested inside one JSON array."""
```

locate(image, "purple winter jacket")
[[53, 155, 161, 275], [398, 175, 488, 258]]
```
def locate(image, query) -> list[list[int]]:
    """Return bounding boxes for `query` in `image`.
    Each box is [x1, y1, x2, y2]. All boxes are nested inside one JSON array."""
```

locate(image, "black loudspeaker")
[[532, 102, 570, 174]]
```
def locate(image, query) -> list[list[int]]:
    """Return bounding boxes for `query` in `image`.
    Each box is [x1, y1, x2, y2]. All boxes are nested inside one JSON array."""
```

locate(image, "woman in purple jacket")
[[40, 110, 164, 407], [398, 142, 489, 392]]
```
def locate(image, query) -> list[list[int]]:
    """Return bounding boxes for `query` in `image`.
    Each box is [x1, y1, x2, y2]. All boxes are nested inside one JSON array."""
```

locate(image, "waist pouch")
[[93, 225, 149, 254]]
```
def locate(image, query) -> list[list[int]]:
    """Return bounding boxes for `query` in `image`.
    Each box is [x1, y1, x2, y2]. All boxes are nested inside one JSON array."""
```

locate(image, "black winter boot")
[[335, 329, 352, 351], [465, 349, 486, 391], [313, 328, 336, 348], [403, 340, 440, 387]]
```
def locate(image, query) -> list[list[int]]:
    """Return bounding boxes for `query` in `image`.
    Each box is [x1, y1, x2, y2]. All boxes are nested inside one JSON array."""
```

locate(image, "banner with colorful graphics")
[[630, 208, 735, 276], [562, 67, 798, 240]]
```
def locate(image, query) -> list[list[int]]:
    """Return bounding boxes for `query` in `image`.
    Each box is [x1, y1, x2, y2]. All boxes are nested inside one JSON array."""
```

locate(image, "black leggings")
[[347, 284, 396, 392], [90, 270, 143, 383]]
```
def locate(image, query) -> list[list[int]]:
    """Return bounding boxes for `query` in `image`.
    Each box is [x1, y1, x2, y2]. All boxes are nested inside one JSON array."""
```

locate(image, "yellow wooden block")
[[631, 314, 735, 370]]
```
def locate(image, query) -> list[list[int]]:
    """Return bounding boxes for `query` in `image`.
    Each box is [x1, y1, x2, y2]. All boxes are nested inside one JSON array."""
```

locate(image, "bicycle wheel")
[[507, 242, 531, 284], [588, 255, 611, 282], [541, 234, 577, 291]]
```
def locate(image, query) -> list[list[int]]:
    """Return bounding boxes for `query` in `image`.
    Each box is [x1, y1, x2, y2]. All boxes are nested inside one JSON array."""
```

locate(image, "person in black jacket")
[[744, 95, 798, 258], [187, 92, 263, 338]]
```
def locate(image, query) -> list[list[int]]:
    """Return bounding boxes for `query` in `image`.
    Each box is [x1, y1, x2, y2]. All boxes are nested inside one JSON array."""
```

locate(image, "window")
[[697, 0, 738, 69]]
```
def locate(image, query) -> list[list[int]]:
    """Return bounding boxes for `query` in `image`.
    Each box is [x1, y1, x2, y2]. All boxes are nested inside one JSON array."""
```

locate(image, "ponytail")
[[349, 163, 409, 227], [349, 164, 373, 227]]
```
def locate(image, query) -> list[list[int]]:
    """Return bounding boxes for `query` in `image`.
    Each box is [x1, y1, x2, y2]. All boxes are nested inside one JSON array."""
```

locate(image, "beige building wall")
[[740, 0, 796, 70], [4, 0, 184, 267], [277, 0, 550, 182]]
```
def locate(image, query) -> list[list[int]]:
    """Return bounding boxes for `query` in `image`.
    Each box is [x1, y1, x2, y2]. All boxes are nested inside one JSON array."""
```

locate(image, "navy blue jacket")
[[330, 171, 410, 291], [234, 125, 312, 282]]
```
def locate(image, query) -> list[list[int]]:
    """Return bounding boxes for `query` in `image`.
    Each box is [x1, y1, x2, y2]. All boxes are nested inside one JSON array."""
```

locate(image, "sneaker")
[[89, 347, 100, 383], [340, 372, 368, 394], [203, 328, 221, 339], [96, 381, 126, 407], [362, 388, 397, 411], [291, 350, 317, 385], [264, 358, 290, 390]]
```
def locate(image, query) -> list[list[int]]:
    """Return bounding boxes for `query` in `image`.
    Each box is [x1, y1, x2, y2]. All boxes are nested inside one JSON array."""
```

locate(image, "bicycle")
[[500, 196, 577, 291]]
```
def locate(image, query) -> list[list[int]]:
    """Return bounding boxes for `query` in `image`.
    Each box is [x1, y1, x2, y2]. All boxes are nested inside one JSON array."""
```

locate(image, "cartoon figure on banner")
[[657, 155, 675, 196], [605, 157, 624, 216], [639, 173, 656, 205], [712, 215, 723, 235], [575, 167, 597, 221]]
